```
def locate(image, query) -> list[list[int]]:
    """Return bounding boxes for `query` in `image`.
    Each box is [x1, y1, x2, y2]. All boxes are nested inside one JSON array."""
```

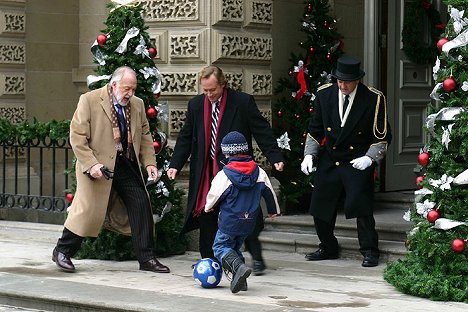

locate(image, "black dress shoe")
[[362, 255, 379, 267], [252, 260, 266, 276], [305, 248, 339, 261], [52, 248, 75, 272], [140, 258, 170, 273]]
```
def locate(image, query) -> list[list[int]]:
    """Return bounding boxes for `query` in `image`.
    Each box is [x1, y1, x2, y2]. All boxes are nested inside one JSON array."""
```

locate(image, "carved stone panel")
[[0, 72, 25, 97], [161, 72, 198, 96], [244, 69, 272, 96], [244, 0, 272, 28], [224, 71, 243, 91], [212, 31, 272, 63], [252, 145, 270, 169], [212, 0, 243, 25], [0, 10, 25, 35], [138, 0, 201, 22], [0, 41, 25, 64], [0, 104, 25, 123], [169, 30, 207, 63], [169, 107, 187, 135]]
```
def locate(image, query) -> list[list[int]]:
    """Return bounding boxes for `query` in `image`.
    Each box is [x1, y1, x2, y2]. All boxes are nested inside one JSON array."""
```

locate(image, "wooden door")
[[383, 0, 445, 190]]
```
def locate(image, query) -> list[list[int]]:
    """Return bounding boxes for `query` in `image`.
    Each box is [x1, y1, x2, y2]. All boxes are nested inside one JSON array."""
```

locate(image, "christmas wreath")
[[402, 0, 445, 65]]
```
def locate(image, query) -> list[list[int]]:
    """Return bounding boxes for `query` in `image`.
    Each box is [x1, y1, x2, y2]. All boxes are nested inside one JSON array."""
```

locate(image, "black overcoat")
[[308, 83, 392, 222], [169, 88, 284, 232]]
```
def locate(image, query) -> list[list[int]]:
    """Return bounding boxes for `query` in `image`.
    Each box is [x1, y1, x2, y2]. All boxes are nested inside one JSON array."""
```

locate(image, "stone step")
[[260, 191, 414, 261], [259, 230, 407, 263]]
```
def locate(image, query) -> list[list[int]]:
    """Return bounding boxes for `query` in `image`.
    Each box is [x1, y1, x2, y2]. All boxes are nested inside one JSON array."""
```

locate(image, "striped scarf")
[[108, 86, 135, 161]]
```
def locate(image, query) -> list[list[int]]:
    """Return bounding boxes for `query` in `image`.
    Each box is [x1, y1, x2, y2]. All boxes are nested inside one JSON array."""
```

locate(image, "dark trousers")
[[56, 154, 155, 263], [198, 210, 219, 259], [198, 208, 265, 262], [244, 209, 265, 262], [314, 213, 380, 257]]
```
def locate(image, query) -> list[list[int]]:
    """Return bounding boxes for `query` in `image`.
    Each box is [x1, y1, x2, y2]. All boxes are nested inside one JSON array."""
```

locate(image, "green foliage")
[[75, 2, 187, 260], [0, 118, 70, 143], [385, 0, 468, 302], [272, 0, 343, 212], [384, 253, 468, 302]]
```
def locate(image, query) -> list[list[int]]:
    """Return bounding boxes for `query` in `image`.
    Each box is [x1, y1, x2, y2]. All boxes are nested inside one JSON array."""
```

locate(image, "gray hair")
[[110, 66, 136, 84]]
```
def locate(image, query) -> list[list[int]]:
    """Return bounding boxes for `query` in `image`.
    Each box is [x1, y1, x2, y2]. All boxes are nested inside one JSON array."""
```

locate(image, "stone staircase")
[[259, 191, 415, 263]]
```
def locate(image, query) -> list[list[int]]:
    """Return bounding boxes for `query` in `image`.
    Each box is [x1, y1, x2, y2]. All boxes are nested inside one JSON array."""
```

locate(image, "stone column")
[[0, 0, 26, 123]]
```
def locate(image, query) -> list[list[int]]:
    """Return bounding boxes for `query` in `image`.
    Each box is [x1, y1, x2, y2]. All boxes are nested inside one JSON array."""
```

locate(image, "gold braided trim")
[[369, 87, 387, 140], [307, 133, 321, 145], [317, 83, 333, 92]]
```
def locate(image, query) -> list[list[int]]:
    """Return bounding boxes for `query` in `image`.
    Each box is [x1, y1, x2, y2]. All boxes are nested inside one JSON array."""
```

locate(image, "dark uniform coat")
[[169, 88, 284, 232], [308, 82, 391, 222]]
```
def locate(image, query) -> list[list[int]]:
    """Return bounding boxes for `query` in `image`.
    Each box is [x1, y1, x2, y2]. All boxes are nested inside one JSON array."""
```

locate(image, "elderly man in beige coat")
[[52, 66, 169, 273]]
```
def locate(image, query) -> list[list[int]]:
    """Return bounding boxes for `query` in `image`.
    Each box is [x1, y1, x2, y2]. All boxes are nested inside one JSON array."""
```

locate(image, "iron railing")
[[0, 138, 73, 212]]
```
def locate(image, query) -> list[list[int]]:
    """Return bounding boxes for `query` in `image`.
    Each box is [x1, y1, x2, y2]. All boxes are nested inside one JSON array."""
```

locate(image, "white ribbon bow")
[[115, 27, 140, 54]]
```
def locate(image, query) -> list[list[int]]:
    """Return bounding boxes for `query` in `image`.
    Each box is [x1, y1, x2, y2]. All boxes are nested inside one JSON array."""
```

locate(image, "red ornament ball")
[[418, 152, 430, 166], [326, 53, 332, 61], [97, 34, 107, 47], [309, 106, 314, 113], [307, 4, 313, 12], [452, 239, 466, 253], [148, 47, 157, 58], [443, 76, 457, 92], [416, 175, 425, 189], [427, 209, 439, 223], [153, 141, 161, 153], [309, 47, 315, 54], [288, 69, 294, 76], [295, 114, 301, 119], [66, 193, 74, 203], [437, 37, 449, 51], [147, 107, 157, 119], [323, 20, 329, 28], [277, 111, 283, 117]]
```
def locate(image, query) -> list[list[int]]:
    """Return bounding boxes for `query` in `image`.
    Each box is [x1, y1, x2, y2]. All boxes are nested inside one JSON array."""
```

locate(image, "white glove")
[[301, 155, 316, 175], [350, 156, 373, 170]]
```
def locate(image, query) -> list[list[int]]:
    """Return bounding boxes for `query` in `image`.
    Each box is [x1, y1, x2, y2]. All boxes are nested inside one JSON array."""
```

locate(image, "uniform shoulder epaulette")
[[368, 86, 383, 96], [317, 83, 333, 92]]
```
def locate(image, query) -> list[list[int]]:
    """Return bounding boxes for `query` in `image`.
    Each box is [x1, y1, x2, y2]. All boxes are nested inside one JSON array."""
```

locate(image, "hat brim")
[[331, 69, 365, 81]]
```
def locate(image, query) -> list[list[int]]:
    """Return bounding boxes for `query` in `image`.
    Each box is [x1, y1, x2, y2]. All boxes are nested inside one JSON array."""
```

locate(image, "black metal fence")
[[0, 138, 73, 212]]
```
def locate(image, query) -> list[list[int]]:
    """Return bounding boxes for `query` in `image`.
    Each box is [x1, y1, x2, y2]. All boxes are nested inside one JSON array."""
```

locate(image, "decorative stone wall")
[[0, 2, 26, 123], [138, 0, 274, 168]]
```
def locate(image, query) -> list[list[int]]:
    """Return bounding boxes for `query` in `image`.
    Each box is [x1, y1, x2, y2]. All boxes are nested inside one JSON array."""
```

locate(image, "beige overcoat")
[[64, 85, 156, 237]]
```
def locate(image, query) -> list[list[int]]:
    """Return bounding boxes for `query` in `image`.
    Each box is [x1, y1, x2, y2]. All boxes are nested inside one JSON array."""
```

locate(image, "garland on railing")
[[0, 118, 70, 143], [402, 0, 445, 64]]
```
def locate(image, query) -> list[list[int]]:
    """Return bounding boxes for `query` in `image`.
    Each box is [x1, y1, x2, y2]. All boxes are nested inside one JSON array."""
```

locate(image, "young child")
[[204, 131, 280, 293]]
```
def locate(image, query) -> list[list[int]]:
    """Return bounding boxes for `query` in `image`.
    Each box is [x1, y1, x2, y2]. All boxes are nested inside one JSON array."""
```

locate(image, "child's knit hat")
[[221, 131, 249, 156]]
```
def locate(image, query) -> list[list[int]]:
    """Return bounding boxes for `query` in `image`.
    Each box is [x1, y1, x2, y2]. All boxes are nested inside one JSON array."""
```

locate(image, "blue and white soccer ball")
[[193, 258, 222, 288]]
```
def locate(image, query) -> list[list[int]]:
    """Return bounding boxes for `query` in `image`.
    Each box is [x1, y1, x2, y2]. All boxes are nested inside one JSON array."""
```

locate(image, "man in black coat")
[[301, 56, 391, 267], [167, 65, 284, 274]]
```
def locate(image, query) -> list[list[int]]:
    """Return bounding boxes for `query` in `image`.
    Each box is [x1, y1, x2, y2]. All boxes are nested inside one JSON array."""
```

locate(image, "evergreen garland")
[[401, 0, 445, 64]]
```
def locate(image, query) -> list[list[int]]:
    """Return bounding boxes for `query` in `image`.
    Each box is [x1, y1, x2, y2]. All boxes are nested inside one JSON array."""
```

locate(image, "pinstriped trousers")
[[56, 153, 155, 264]]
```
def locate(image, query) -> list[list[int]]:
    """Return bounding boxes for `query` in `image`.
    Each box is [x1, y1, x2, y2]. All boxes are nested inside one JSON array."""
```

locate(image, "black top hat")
[[331, 56, 365, 81]]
